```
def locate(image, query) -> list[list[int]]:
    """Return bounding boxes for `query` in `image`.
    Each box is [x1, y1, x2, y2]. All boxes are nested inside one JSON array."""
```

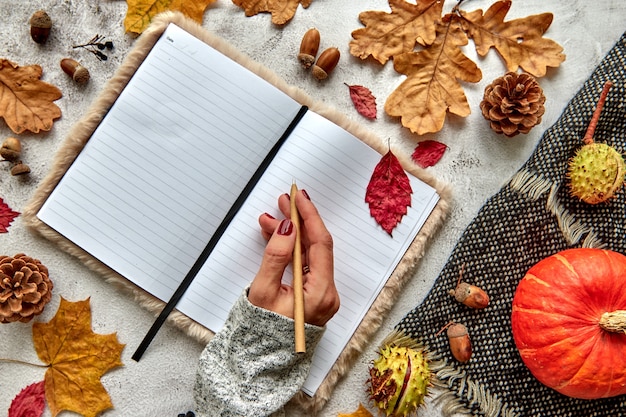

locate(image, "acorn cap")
[[30, 10, 52, 29]]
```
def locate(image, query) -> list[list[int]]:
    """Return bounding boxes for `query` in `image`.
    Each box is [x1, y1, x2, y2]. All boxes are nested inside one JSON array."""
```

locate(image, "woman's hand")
[[248, 190, 339, 327]]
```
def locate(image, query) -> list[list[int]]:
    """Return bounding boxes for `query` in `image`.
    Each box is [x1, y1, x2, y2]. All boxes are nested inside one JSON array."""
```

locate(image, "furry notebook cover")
[[23, 11, 450, 412]]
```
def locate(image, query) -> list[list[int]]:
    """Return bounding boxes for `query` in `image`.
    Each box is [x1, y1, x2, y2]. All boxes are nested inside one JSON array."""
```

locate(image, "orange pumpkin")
[[511, 248, 626, 399]]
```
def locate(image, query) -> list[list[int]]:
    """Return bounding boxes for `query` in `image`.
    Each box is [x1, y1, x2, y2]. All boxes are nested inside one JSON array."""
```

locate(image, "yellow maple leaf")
[[32, 297, 125, 417], [338, 403, 374, 417], [232, 0, 312, 25], [458, 0, 565, 77], [0, 59, 62, 134], [385, 17, 482, 135], [350, 0, 443, 65], [124, 0, 217, 34]]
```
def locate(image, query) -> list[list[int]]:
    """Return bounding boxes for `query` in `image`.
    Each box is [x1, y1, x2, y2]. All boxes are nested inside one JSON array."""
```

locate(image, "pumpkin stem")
[[599, 310, 626, 334]]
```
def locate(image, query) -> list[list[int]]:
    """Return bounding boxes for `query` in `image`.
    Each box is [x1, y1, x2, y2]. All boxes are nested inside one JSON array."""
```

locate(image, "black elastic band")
[[132, 105, 309, 361]]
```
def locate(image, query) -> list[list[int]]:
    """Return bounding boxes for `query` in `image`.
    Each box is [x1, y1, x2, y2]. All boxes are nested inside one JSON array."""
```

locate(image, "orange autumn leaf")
[[232, 0, 312, 25], [458, 0, 565, 77], [350, 0, 443, 65], [124, 0, 217, 34], [0, 59, 62, 134], [385, 17, 482, 135], [338, 403, 374, 417], [32, 297, 125, 417]]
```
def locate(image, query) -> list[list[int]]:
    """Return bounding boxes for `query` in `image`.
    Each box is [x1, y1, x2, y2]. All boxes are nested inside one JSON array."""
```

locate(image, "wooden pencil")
[[290, 182, 306, 353]]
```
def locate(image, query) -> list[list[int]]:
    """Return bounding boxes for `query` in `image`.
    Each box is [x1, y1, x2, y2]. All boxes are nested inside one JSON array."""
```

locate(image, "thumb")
[[250, 219, 296, 296]]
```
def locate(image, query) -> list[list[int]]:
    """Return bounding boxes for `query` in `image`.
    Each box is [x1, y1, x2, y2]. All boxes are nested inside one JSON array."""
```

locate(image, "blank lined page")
[[38, 24, 302, 301], [177, 110, 439, 395]]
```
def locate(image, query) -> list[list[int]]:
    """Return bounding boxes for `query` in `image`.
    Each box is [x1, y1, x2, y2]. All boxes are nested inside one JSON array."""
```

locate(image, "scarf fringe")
[[429, 358, 520, 417], [509, 169, 605, 248]]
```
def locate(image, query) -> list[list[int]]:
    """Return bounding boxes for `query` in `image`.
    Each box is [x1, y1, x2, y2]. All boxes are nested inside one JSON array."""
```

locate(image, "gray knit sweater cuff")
[[194, 288, 325, 417]]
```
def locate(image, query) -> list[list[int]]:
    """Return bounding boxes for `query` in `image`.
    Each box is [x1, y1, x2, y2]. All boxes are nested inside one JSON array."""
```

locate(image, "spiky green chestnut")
[[568, 142, 625, 204], [567, 81, 625, 204], [367, 335, 431, 417]]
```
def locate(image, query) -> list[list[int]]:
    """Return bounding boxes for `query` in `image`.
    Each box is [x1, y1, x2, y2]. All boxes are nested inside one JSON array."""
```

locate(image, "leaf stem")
[[0, 358, 48, 368], [583, 81, 613, 145]]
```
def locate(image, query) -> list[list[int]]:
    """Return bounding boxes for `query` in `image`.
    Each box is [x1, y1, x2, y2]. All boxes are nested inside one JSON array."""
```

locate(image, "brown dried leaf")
[[350, 0, 443, 65], [124, 0, 217, 34], [385, 17, 482, 135], [32, 297, 125, 417], [346, 83, 377, 119], [458, 0, 565, 77], [338, 403, 374, 417], [0, 59, 62, 134], [232, 0, 313, 25]]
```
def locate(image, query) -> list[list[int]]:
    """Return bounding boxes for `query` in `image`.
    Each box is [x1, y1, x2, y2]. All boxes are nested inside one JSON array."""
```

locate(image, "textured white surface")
[[0, 1, 624, 416]]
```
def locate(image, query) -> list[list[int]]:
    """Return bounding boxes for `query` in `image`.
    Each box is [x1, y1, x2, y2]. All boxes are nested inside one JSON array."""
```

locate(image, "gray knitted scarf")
[[396, 32, 626, 417]]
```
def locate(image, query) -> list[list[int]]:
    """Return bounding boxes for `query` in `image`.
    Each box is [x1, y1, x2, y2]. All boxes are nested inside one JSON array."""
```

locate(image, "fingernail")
[[264, 212, 275, 219], [301, 189, 311, 200], [284, 193, 291, 201], [278, 219, 293, 236]]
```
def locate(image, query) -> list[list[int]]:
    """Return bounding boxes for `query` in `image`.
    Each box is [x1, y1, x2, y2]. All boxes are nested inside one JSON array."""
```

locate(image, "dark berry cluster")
[[73, 35, 114, 61], [177, 412, 195, 417]]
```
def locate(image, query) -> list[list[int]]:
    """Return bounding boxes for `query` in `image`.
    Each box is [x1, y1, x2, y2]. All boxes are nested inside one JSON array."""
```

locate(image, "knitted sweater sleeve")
[[193, 288, 325, 417]]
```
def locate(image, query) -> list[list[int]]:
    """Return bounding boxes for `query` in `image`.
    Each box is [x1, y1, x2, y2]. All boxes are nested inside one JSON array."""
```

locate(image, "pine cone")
[[480, 72, 546, 137], [0, 254, 53, 323]]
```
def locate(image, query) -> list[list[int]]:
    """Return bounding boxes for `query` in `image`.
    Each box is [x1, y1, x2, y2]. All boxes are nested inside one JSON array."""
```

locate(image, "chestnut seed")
[[30, 10, 52, 44], [60, 58, 90, 84]]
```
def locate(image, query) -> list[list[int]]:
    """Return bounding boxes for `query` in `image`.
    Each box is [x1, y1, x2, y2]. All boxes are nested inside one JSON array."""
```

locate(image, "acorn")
[[30, 10, 52, 44], [447, 323, 472, 362], [312, 47, 340, 80], [10, 162, 31, 176], [60, 58, 90, 84], [449, 265, 489, 309], [1, 137, 21, 161], [298, 28, 320, 69]]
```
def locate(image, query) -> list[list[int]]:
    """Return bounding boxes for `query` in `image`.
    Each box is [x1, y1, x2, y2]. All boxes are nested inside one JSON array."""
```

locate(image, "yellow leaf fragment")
[[350, 0, 443, 65], [232, 0, 312, 25], [32, 297, 125, 417], [458, 0, 565, 77], [0, 59, 62, 134], [338, 403, 374, 417], [385, 17, 482, 135], [124, 0, 217, 34]]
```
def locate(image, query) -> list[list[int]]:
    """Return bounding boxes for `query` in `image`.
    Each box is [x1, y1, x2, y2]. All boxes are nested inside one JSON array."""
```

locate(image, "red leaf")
[[346, 83, 377, 119], [411, 140, 447, 168], [0, 197, 20, 233], [9, 381, 46, 417], [366, 150, 412, 235]]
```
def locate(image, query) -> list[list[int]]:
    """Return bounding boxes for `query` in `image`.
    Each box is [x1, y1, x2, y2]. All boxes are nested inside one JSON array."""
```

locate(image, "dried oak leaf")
[[458, 0, 565, 77], [385, 17, 482, 135], [124, 0, 217, 34], [9, 381, 46, 417], [350, 0, 443, 65], [346, 83, 377, 119], [366, 149, 412, 236], [32, 297, 125, 417], [232, 0, 312, 25], [0, 59, 62, 134], [338, 403, 374, 417], [412, 140, 447, 168], [0, 197, 20, 233]]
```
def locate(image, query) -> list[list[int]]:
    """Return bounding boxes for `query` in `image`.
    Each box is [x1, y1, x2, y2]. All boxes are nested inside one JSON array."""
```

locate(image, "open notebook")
[[26, 13, 448, 407]]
